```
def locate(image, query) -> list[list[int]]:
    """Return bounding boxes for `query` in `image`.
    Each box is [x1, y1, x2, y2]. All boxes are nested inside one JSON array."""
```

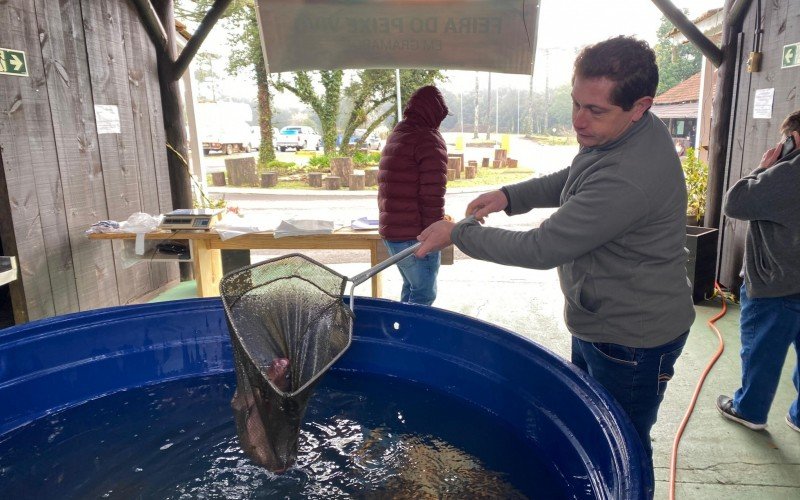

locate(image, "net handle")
[[351, 242, 420, 287], [349, 215, 476, 289]]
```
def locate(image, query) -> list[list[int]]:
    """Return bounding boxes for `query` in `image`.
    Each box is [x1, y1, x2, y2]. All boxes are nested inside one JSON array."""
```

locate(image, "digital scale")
[[159, 209, 223, 230]]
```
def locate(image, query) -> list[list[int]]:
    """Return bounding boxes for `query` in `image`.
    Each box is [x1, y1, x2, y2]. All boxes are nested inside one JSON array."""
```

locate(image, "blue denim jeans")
[[571, 330, 688, 493], [732, 284, 800, 426], [382, 240, 440, 306]]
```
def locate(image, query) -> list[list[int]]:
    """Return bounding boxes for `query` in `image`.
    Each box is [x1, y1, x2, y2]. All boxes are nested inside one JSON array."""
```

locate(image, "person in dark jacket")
[[378, 85, 449, 305], [716, 110, 800, 434]]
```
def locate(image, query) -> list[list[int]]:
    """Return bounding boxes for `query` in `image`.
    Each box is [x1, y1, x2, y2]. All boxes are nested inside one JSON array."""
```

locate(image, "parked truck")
[[196, 102, 256, 155]]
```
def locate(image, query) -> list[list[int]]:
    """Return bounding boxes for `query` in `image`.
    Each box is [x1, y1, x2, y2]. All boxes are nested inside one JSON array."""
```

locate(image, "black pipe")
[[171, 0, 234, 80], [129, 0, 168, 56]]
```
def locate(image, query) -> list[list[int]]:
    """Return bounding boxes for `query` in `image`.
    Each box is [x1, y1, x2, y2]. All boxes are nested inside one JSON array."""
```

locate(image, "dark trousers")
[[571, 331, 689, 493]]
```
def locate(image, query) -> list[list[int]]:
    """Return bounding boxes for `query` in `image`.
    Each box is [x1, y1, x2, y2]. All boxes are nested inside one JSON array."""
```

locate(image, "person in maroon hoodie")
[[378, 85, 449, 305]]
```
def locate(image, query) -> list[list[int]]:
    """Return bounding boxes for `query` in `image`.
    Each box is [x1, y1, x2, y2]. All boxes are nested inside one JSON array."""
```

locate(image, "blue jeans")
[[571, 331, 688, 492], [732, 284, 800, 426], [382, 240, 440, 306]]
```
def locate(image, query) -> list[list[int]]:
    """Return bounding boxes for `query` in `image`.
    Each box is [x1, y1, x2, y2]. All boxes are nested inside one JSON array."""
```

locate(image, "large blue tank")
[[0, 298, 650, 498]]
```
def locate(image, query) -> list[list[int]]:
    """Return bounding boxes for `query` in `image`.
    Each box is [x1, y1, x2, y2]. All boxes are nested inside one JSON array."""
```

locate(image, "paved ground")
[[154, 186, 800, 499]]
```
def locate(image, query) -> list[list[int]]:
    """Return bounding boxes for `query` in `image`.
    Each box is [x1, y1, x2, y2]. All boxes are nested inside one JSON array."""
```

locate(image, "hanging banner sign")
[[0, 48, 28, 77], [255, 0, 538, 74]]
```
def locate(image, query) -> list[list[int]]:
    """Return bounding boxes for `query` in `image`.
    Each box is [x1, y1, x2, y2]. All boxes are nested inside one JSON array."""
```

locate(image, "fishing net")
[[220, 254, 353, 472]]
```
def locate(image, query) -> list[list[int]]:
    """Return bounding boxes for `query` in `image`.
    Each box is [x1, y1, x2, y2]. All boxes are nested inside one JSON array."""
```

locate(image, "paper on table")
[[350, 216, 379, 230], [214, 212, 281, 241], [273, 219, 339, 238]]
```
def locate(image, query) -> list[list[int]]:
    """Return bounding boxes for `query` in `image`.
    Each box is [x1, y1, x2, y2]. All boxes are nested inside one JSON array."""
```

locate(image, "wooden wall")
[[0, 0, 177, 323], [717, 0, 800, 290]]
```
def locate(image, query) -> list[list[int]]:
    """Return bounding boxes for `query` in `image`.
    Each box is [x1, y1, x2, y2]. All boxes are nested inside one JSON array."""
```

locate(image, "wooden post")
[[349, 172, 365, 190], [225, 157, 258, 186], [447, 157, 462, 179], [492, 160, 503, 169], [468, 160, 478, 168], [153, 0, 192, 211], [323, 176, 341, 190], [494, 149, 507, 168], [211, 172, 226, 186], [465, 165, 477, 179], [308, 172, 323, 187], [153, 0, 192, 280], [506, 158, 518, 168], [481, 157, 490, 169], [260, 171, 278, 188], [364, 167, 379, 187], [447, 168, 456, 181], [330, 157, 354, 187]]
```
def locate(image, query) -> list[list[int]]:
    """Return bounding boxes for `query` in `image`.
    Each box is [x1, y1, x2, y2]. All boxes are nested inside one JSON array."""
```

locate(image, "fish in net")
[[220, 246, 422, 472]]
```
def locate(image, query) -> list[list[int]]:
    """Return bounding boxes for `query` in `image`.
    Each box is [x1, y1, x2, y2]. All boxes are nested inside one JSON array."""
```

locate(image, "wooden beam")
[[171, 0, 234, 80], [129, 0, 169, 56], [705, 0, 751, 229], [649, 0, 723, 67], [153, 0, 193, 279]]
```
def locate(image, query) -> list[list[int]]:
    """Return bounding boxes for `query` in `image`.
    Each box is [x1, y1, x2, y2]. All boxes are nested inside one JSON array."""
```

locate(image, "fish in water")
[[267, 357, 292, 392], [231, 357, 293, 472]]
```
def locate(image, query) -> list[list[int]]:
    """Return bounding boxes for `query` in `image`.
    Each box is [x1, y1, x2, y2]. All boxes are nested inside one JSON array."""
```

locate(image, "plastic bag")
[[119, 212, 162, 255]]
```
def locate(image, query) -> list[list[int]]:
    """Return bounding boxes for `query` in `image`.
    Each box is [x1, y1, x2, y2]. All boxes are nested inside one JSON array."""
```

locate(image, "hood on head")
[[403, 85, 449, 128]]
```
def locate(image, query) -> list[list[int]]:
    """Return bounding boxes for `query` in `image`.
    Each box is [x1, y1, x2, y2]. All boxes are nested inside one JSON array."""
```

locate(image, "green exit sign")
[[0, 48, 28, 77], [782, 43, 800, 69]]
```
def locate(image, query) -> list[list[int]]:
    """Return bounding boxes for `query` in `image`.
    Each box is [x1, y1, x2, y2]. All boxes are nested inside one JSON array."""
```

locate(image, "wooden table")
[[89, 229, 386, 298]]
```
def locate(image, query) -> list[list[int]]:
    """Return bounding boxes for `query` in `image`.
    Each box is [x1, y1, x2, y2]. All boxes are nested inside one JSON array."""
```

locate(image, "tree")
[[654, 14, 702, 95], [176, 0, 276, 164], [273, 71, 344, 154], [193, 51, 222, 102], [224, 2, 276, 164], [337, 69, 444, 154]]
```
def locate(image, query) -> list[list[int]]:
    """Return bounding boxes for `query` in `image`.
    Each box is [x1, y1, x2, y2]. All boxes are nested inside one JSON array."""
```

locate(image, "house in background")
[[653, 7, 723, 162], [652, 72, 716, 156]]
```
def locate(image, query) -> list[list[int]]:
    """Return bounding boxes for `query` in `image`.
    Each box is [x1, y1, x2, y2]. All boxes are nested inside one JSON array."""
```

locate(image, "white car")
[[276, 126, 322, 152], [351, 129, 381, 150]]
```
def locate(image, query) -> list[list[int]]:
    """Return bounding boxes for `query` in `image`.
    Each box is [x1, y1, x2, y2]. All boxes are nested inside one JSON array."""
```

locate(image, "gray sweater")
[[452, 112, 695, 348], [723, 148, 800, 298]]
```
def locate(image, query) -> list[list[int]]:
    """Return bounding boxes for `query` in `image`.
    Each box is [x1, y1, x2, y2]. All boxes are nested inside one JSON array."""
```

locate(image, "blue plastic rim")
[[0, 297, 651, 498]]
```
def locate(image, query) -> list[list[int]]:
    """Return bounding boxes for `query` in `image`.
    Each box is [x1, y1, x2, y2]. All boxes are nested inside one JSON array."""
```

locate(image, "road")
[[203, 138, 575, 264], [202, 134, 578, 176]]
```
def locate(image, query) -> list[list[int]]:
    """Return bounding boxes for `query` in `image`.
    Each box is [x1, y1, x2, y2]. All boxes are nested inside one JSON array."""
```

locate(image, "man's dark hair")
[[573, 36, 659, 111], [780, 110, 800, 135]]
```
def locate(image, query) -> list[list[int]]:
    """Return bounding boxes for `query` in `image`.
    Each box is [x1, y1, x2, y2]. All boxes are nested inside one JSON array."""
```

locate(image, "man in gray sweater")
[[416, 36, 695, 487], [716, 110, 800, 434]]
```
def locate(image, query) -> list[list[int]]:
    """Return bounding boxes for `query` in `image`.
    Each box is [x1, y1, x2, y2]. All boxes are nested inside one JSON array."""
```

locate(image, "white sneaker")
[[787, 414, 800, 433]]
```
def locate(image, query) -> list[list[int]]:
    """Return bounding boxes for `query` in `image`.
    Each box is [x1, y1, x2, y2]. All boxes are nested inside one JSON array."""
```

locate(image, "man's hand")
[[759, 141, 783, 169], [466, 190, 509, 221], [415, 220, 455, 258]]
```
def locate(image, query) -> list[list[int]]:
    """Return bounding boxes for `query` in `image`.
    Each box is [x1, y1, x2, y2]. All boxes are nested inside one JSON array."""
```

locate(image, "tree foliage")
[[337, 69, 444, 154], [654, 14, 702, 95], [176, 0, 276, 163]]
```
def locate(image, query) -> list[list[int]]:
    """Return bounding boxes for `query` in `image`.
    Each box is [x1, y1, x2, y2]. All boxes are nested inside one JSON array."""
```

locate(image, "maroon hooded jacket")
[[378, 86, 449, 241]]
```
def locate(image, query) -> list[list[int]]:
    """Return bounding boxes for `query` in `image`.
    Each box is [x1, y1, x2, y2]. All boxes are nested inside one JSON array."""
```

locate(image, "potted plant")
[[682, 148, 718, 303], [683, 147, 707, 226]]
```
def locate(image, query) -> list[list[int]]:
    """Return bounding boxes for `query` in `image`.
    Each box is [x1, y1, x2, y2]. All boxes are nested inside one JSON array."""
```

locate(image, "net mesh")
[[220, 254, 353, 472]]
